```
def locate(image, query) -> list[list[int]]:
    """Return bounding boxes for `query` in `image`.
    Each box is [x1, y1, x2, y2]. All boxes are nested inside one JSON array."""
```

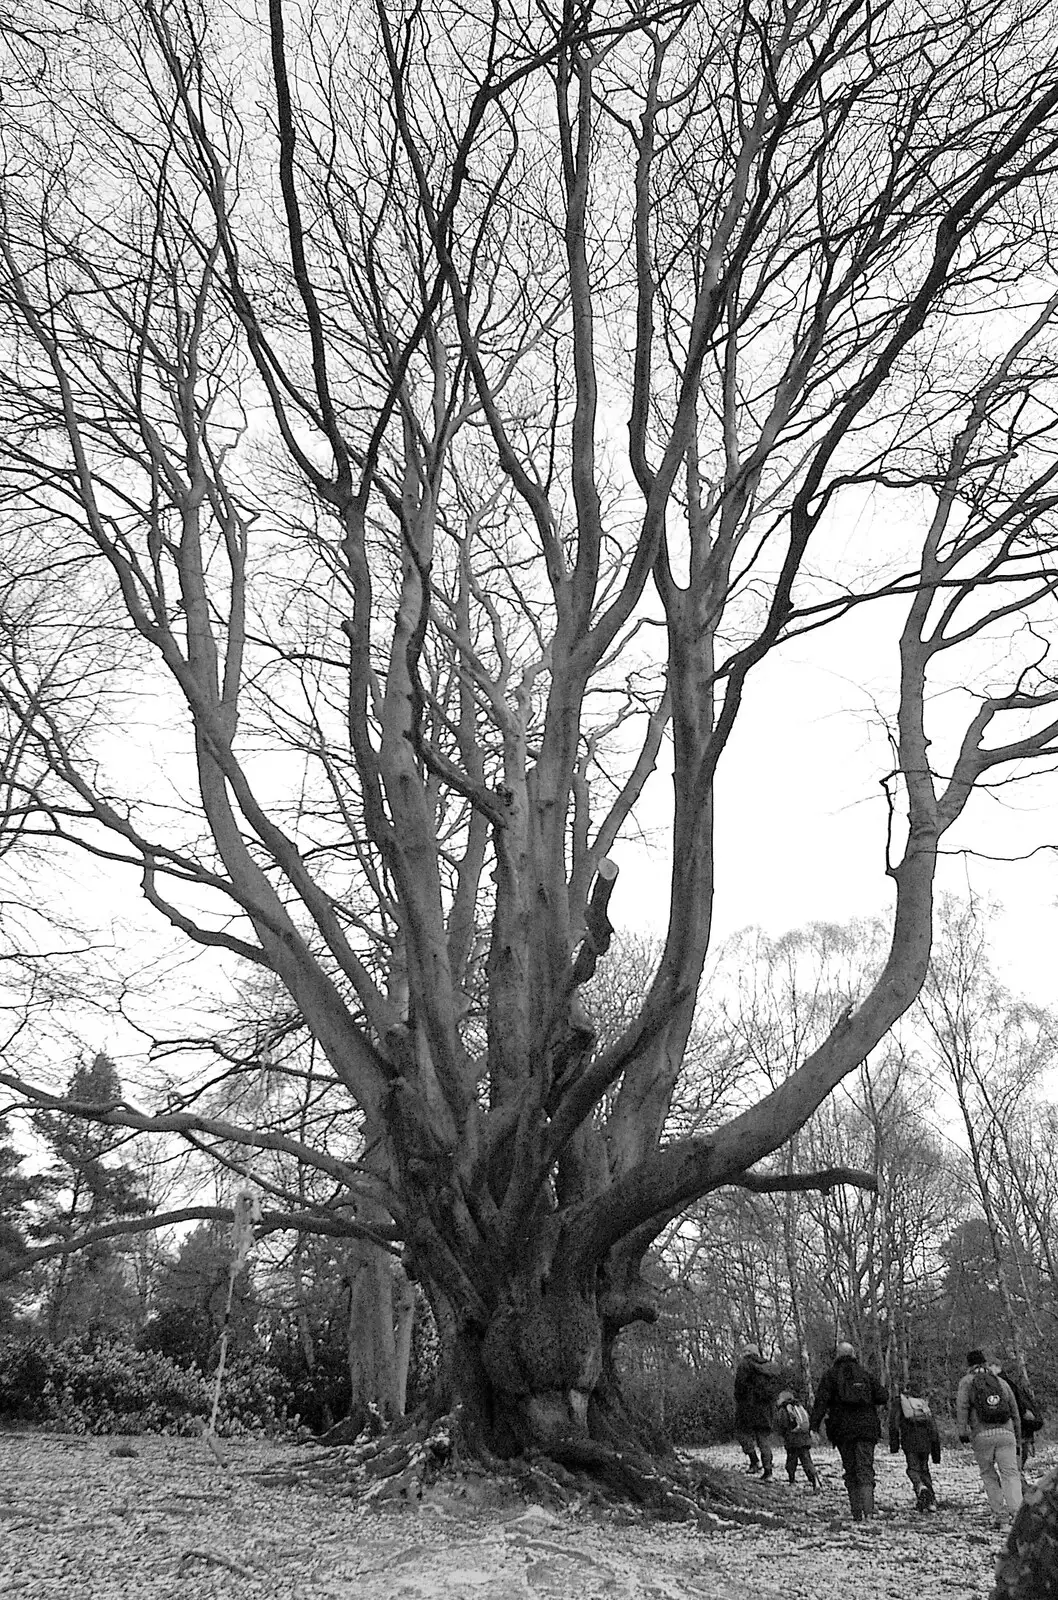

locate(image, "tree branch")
[[0, 1203, 398, 1283], [736, 1165, 878, 1195]]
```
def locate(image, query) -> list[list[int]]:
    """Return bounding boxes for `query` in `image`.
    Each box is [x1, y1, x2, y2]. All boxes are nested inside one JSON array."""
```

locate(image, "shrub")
[[267, 1323, 351, 1434], [0, 1334, 293, 1436], [664, 1363, 737, 1444], [617, 1354, 735, 1446], [0, 1336, 52, 1423], [217, 1356, 293, 1436]]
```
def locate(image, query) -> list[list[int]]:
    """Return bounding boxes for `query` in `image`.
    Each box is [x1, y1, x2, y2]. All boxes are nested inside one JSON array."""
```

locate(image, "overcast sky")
[[613, 595, 1058, 1007]]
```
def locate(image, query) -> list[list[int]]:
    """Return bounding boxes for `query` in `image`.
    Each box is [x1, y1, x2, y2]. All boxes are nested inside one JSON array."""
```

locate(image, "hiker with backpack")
[[989, 1361, 1044, 1471], [956, 1349, 1023, 1524], [733, 1342, 782, 1480], [776, 1388, 821, 1491], [888, 1388, 942, 1512], [809, 1341, 887, 1520]]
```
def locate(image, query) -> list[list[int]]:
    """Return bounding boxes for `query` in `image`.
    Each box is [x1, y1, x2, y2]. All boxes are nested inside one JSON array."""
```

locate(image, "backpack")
[[835, 1362, 873, 1406], [969, 1370, 1013, 1426], [900, 1394, 932, 1421], [785, 1401, 811, 1433]]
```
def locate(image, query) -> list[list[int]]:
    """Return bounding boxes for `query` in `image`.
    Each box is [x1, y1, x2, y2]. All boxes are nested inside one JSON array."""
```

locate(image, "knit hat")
[[967, 1348, 988, 1367], [835, 1341, 856, 1358], [777, 1389, 795, 1405], [740, 1342, 761, 1358]]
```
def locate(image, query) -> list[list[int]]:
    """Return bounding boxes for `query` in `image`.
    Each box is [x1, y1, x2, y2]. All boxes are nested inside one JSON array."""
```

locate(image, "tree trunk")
[[345, 1240, 400, 1428], [418, 1232, 675, 1467], [781, 1143, 812, 1393], [955, 1087, 1028, 1377], [393, 1270, 416, 1417]]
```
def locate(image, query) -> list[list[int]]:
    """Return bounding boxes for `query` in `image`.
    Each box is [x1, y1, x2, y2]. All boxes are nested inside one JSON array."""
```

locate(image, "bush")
[[217, 1356, 294, 1436], [664, 1363, 737, 1444], [618, 1355, 735, 1446], [267, 1323, 351, 1434], [0, 1337, 52, 1423], [0, 1334, 293, 1436]]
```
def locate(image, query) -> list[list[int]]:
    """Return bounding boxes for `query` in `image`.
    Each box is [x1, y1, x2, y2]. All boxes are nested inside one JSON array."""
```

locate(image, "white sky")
[[611, 600, 1058, 1008]]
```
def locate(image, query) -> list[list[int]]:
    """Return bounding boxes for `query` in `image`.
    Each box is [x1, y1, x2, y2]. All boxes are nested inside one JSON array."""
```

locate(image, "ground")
[[1, 1430, 1046, 1599]]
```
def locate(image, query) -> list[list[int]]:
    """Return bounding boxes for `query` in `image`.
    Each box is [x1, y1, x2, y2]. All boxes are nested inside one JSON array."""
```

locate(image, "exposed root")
[[540, 1436, 718, 1526], [252, 1414, 788, 1530], [688, 1461, 791, 1526], [249, 1411, 454, 1507]]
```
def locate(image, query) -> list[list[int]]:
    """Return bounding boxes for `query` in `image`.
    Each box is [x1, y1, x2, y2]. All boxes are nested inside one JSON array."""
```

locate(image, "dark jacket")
[[809, 1355, 887, 1443], [888, 1398, 941, 1462], [998, 1369, 1044, 1438], [734, 1353, 781, 1432]]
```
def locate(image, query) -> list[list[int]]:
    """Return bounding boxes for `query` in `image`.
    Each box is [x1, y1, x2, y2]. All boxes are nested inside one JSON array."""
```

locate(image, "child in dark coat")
[[889, 1392, 942, 1511], [776, 1388, 821, 1490]]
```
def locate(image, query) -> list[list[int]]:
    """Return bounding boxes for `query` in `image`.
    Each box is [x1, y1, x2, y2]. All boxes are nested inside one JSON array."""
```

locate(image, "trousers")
[[836, 1438, 877, 1517], [736, 1428, 773, 1471], [972, 1429, 1023, 1519]]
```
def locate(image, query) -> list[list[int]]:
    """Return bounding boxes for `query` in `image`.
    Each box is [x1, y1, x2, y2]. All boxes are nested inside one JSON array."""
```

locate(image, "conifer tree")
[[31, 1053, 152, 1339]]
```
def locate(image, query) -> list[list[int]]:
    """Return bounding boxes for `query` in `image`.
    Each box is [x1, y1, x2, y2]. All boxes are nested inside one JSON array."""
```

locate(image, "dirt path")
[[1, 1430, 1042, 1598]]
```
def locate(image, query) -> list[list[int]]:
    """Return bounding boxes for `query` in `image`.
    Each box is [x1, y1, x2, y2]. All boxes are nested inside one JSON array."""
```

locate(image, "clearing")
[[1, 1429, 1041, 1598]]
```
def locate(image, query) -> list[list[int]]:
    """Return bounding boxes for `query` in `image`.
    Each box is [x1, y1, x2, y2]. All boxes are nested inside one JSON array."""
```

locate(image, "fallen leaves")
[[0, 1428, 1048, 1599]]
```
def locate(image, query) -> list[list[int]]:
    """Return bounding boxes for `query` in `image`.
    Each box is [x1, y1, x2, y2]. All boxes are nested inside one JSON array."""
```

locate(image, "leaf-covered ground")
[[2, 1429, 1046, 1598]]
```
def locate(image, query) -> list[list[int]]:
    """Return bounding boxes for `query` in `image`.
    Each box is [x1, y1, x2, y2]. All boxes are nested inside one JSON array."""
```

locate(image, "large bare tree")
[[3, 0, 1058, 1473]]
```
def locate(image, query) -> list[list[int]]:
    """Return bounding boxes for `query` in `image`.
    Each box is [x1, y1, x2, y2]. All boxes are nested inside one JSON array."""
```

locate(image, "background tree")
[[140, 1222, 257, 1370], [0, 1116, 35, 1330], [30, 1053, 153, 1340], [627, 911, 1050, 1414], [2, 0, 1058, 1483], [260, 1233, 359, 1435], [173, 994, 418, 1428], [918, 898, 1058, 1381]]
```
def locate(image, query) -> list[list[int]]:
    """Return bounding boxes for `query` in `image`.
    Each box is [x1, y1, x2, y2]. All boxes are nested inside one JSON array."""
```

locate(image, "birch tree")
[[919, 898, 1058, 1376]]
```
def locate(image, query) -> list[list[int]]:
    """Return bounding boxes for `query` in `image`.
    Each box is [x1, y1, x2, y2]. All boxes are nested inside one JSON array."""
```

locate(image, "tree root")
[[255, 1414, 786, 1529], [537, 1437, 718, 1526], [251, 1411, 452, 1505], [687, 1461, 790, 1525]]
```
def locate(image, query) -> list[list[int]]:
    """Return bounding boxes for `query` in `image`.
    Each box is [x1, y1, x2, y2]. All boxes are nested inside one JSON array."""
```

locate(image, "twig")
[[180, 1546, 255, 1578]]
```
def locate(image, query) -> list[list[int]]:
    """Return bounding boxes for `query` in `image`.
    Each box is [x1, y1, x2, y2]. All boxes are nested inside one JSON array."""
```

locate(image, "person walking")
[[776, 1387, 821, 1490], [957, 1349, 1023, 1525], [733, 1342, 781, 1479], [990, 1361, 1044, 1471], [888, 1388, 942, 1512], [809, 1341, 887, 1520]]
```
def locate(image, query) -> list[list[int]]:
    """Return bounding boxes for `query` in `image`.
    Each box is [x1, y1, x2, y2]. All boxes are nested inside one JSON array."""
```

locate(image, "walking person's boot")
[[861, 1485, 876, 1520], [849, 1487, 864, 1521]]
